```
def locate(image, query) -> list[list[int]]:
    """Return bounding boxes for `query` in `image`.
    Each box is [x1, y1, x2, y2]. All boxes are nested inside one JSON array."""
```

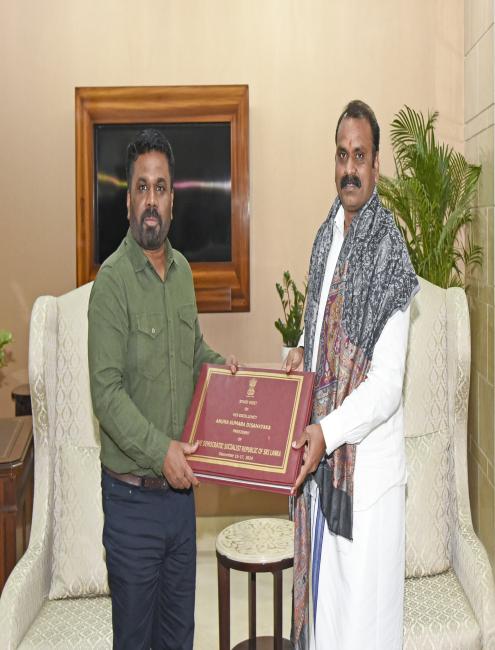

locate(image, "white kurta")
[[304, 206, 410, 650]]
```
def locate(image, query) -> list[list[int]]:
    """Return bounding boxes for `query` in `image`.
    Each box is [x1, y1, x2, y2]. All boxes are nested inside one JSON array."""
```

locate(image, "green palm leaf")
[[377, 105, 482, 288]]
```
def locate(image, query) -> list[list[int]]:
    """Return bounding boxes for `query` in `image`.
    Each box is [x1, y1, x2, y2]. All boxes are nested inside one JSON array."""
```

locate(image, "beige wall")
[[465, 0, 495, 568], [0, 0, 464, 409], [0, 1, 465, 514]]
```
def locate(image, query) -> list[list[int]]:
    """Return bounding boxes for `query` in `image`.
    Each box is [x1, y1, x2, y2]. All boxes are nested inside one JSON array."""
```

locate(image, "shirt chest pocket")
[[136, 313, 166, 380], [178, 304, 196, 368]]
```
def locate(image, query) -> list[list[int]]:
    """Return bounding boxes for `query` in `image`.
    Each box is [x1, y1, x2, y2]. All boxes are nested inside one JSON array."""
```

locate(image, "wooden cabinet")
[[0, 416, 34, 592]]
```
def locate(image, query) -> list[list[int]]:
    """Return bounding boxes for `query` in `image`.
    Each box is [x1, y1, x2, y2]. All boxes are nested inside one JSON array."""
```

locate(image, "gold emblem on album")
[[246, 378, 258, 398]]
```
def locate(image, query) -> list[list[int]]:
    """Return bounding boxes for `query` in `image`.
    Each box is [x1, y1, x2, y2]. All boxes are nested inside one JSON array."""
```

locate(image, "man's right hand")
[[162, 440, 200, 489], [283, 346, 304, 373]]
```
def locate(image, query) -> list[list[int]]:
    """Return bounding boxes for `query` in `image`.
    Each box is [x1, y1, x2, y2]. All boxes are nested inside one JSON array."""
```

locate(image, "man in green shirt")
[[88, 129, 236, 650]]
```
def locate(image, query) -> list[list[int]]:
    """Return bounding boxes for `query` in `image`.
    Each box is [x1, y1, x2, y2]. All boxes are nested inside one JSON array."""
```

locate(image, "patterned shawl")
[[292, 189, 419, 648]]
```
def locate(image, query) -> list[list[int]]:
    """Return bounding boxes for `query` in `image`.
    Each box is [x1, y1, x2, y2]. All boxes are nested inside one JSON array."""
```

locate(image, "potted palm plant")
[[0, 330, 12, 368], [275, 271, 307, 361], [378, 106, 482, 288]]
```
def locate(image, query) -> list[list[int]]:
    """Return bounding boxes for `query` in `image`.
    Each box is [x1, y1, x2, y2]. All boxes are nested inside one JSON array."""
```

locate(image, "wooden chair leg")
[[218, 559, 230, 650], [248, 571, 257, 642], [273, 570, 283, 650]]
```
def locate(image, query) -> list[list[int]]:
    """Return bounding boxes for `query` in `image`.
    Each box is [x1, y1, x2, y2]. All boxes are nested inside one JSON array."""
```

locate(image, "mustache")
[[141, 207, 162, 224], [341, 175, 361, 189]]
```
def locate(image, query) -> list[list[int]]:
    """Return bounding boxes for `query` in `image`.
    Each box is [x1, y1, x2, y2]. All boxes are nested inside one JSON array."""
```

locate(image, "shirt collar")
[[334, 205, 345, 236], [124, 229, 175, 273]]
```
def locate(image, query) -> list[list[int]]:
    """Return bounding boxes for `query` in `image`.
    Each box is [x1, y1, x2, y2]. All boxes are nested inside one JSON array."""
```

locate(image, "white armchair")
[[403, 278, 495, 649], [0, 283, 112, 648], [0, 278, 493, 648]]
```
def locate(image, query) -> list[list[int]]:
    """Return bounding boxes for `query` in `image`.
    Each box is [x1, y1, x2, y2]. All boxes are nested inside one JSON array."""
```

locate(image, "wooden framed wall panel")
[[75, 85, 250, 312]]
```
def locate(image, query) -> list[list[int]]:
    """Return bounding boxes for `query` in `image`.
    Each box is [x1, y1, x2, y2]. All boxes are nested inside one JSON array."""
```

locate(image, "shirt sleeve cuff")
[[320, 410, 348, 456], [150, 434, 172, 477]]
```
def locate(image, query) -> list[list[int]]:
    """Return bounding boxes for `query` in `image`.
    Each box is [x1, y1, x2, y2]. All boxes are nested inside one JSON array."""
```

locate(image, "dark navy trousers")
[[101, 470, 196, 650]]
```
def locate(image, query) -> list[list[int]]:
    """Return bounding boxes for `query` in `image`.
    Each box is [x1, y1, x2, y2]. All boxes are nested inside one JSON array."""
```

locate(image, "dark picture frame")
[[75, 85, 250, 312]]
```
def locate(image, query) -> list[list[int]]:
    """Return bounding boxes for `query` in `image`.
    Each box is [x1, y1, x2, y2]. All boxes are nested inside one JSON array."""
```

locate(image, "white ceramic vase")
[[281, 345, 295, 364]]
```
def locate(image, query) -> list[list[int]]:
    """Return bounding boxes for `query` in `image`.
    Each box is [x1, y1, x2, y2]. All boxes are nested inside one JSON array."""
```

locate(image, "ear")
[[126, 191, 130, 221], [171, 190, 174, 219], [373, 151, 380, 182]]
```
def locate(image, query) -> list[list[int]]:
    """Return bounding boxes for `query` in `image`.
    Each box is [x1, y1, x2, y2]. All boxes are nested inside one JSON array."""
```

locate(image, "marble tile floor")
[[194, 516, 293, 649]]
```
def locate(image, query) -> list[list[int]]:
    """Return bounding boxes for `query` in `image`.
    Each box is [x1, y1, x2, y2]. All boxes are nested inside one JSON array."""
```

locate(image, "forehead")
[[336, 117, 373, 150], [131, 150, 170, 180]]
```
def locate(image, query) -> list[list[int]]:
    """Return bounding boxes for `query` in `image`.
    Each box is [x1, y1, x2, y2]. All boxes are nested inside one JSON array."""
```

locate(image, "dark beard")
[[130, 207, 167, 250]]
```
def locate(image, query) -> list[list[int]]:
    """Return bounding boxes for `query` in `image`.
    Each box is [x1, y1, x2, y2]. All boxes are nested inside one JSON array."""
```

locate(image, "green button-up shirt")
[[88, 230, 224, 477]]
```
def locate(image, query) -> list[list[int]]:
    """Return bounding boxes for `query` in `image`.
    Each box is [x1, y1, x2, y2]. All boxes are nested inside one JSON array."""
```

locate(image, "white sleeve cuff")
[[320, 409, 347, 455]]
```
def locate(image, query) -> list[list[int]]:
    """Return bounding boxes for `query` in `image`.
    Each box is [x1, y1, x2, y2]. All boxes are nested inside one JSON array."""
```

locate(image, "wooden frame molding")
[[75, 85, 250, 312]]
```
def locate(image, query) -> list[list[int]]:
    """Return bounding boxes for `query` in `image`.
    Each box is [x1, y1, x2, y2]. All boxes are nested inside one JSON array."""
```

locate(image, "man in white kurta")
[[286, 101, 418, 650]]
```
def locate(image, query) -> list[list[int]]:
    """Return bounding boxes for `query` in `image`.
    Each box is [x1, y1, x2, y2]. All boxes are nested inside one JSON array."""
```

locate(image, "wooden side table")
[[216, 518, 294, 650], [0, 416, 34, 592]]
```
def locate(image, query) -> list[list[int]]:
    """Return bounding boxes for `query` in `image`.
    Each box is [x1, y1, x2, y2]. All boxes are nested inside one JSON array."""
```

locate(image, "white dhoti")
[[310, 483, 405, 650]]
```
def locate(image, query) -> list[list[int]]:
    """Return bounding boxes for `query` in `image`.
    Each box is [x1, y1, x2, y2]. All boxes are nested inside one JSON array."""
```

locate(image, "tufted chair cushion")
[[19, 597, 112, 649], [404, 569, 481, 649], [49, 444, 108, 599]]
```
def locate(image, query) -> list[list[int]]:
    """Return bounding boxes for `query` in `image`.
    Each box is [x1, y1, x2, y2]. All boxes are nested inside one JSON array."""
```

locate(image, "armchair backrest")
[[403, 277, 469, 577], [29, 282, 109, 599]]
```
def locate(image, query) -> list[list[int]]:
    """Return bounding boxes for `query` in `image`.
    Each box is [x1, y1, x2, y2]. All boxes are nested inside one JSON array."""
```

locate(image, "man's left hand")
[[290, 423, 326, 495], [225, 354, 239, 374]]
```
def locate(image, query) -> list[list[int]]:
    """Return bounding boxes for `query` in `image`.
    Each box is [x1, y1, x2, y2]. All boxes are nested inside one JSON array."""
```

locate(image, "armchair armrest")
[[0, 537, 52, 649], [452, 514, 495, 648]]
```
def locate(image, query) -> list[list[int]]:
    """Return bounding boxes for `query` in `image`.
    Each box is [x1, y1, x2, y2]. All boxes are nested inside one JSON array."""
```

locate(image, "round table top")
[[216, 517, 294, 564]]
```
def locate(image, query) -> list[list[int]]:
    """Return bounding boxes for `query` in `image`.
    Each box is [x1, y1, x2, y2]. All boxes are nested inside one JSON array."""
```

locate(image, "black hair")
[[335, 100, 380, 158], [126, 128, 175, 188]]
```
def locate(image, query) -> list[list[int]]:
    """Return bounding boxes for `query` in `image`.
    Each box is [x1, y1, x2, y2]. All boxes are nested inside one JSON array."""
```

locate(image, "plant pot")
[[281, 346, 295, 364]]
